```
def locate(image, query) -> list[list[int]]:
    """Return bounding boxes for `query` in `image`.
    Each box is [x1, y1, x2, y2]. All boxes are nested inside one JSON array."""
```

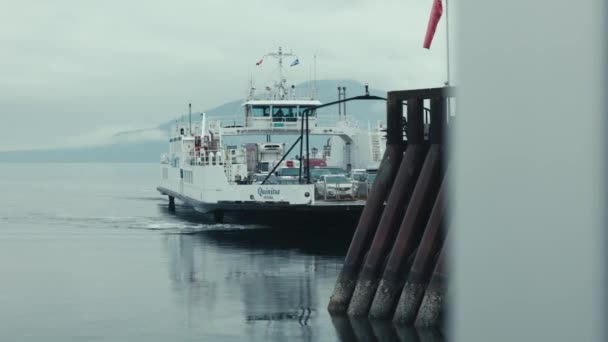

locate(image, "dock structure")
[[328, 86, 454, 328]]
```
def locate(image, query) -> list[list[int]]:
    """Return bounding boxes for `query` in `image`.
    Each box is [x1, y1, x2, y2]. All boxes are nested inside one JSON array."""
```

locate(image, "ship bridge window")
[[251, 105, 270, 117], [298, 106, 317, 117], [272, 106, 297, 122]]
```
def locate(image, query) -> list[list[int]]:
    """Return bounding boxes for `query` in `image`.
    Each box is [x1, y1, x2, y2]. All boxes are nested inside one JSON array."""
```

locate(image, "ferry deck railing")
[[183, 150, 228, 167], [216, 114, 363, 131]]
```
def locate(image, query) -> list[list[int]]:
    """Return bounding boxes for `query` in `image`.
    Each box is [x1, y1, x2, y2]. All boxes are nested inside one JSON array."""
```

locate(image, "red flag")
[[423, 0, 443, 49], [255, 58, 263, 66]]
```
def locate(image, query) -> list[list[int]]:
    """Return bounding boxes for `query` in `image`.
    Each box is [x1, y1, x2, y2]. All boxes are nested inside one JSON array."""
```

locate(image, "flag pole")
[[445, 0, 450, 86], [445, 0, 451, 118]]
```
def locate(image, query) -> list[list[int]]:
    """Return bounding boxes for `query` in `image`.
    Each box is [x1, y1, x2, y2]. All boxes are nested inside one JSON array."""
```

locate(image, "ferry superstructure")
[[157, 47, 386, 224]]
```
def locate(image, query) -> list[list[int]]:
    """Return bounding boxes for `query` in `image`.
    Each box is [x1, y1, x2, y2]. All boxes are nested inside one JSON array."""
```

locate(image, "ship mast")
[[262, 46, 296, 99]]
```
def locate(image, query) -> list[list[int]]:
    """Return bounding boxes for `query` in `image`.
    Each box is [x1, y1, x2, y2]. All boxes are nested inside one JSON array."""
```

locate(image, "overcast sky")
[[1, 0, 449, 151]]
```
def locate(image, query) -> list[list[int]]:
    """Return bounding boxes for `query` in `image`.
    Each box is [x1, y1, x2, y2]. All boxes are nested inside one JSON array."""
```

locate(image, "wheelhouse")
[[243, 100, 321, 129]]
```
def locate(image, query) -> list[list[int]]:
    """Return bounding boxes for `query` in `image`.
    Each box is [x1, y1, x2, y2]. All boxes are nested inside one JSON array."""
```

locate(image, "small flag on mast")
[[290, 58, 300, 67], [423, 0, 443, 49], [255, 58, 264, 66]]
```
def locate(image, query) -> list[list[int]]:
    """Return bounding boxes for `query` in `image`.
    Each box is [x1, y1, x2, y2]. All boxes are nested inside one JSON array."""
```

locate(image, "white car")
[[315, 175, 354, 200]]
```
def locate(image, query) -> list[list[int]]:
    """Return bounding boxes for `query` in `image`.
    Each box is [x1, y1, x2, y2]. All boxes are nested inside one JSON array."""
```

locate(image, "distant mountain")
[[0, 80, 387, 163]]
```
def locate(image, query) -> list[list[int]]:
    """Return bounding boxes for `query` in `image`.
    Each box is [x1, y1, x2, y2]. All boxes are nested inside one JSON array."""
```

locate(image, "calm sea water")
[[0, 163, 442, 341]]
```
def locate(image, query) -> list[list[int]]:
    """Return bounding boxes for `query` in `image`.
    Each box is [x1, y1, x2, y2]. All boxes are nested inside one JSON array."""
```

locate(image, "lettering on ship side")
[[257, 187, 280, 200]]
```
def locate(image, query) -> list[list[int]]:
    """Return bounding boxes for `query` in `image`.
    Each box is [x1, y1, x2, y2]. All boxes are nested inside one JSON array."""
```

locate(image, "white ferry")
[[157, 47, 386, 224]]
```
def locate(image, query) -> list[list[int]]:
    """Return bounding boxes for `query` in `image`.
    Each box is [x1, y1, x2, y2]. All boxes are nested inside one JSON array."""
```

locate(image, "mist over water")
[[0, 163, 443, 341]]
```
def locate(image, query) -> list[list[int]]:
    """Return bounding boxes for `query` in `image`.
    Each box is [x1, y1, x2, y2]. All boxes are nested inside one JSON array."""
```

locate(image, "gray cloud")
[[0, 0, 448, 150]]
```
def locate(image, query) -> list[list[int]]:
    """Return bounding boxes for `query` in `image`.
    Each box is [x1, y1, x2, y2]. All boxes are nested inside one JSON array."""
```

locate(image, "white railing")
[[214, 117, 245, 129], [217, 115, 362, 131], [315, 115, 361, 129], [171, 123, 203, 136], [247, 90, 316, 101], [184, 111, 373, 134], [183, 150, 227, 167]]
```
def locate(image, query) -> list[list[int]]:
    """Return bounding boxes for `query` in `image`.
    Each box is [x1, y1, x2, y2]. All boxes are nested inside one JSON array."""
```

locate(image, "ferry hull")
[[158, 186, 365, 227]]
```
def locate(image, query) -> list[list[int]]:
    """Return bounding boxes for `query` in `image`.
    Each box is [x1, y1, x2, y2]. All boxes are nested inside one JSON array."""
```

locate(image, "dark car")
[[319, 167, 347, 175], [309, 168, 332, 182], [277, 167, 300, 179], [355, 172, 377, 198]]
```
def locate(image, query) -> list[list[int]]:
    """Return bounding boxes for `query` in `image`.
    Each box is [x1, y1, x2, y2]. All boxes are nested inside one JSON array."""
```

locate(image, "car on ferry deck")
[[350, 168, 368, 195], [309, 168, 332, 182], [349, 169, 367, 182], [315, 175, 354, 200], [277, 167, 301, 180], [250, 173, 279, 184], [355, 172, 377, 198], [320, 166, 348, 175]]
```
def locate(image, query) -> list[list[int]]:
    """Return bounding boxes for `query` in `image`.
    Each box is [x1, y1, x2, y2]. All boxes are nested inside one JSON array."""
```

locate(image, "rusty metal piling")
[[369, 320, 400, 341], [368, 97, 447, 319], [393, 173, 448, 324], [328, 86, 454, 329], [414, 241, 447, 328], [327, 98, 405, 314], [346, 98, 427, 316], [367, 144, 443, 319]]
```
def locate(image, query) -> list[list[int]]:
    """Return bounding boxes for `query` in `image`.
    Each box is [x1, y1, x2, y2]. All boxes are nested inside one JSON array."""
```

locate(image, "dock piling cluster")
[[328, 87, 454, 328]]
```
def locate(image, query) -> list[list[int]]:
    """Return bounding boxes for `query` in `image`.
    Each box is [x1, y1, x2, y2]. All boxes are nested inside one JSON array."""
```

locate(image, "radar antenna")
[[258, 46, 298, 99]]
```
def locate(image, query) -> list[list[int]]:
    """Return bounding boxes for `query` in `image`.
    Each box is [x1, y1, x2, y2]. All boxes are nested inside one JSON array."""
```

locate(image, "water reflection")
[[330, 316, 445, 342], [160, 207, 444, 341], [162, 218, 348, 341], [164, 233, 218, 313]]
